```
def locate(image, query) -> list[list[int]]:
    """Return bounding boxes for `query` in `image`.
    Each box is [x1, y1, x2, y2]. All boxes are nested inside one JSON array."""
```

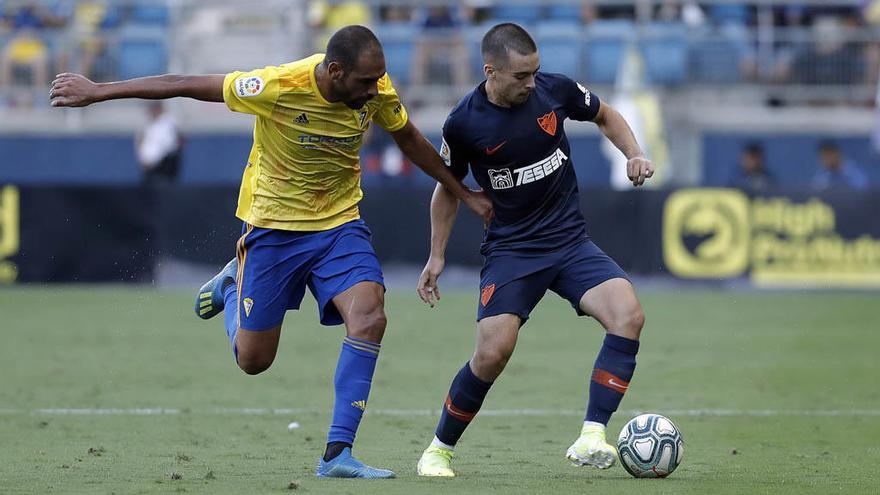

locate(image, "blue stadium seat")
[[639, 22, 687, 85], [708, 5, 750, 26], [117, 28, 167, 79], [376, 23, 417, 86], [546, 3, 582, 22], [491, 4, 542, 24], [130, 3, 170, 26], [535, 21, 582, 78], [688, 25, 748, 83], [584, 20, 633, 84]]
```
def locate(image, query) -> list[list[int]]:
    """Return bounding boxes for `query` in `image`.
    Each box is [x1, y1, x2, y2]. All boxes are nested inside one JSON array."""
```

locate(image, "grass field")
[[1, 287, 878, 494]]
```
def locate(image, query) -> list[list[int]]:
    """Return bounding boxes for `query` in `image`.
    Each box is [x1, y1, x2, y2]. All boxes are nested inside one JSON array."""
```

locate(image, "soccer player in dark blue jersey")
[[415, 23, 654, 477]]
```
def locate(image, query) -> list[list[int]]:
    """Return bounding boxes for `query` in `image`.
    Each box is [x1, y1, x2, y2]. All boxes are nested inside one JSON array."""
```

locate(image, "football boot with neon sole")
[[566, 423, 618, 469], [417, 445, 455, 477]]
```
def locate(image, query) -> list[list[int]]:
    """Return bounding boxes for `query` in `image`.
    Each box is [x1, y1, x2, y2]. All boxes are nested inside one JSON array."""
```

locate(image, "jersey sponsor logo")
[[296, 134, 360, 149], [235, 76, 264, 97], [577, 82, 591, 107], [480, 283, 496, 306], [485, 140, 507, 155], [440, 138, 451, 167], [537, 110, 557, 136], [242, 297, 254, 318], [488, 168, 514, 190], [294, 113, 309, 125], [487, 148, 569, 190]]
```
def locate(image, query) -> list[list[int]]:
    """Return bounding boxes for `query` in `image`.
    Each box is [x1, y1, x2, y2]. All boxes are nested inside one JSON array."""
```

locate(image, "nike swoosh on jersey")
[[485, 141, 507, 155]]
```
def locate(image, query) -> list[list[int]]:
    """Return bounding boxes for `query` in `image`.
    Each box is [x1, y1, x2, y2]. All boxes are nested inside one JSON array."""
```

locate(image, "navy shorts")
[[477, 239, 628, 323], [235, 219, 384, 330]]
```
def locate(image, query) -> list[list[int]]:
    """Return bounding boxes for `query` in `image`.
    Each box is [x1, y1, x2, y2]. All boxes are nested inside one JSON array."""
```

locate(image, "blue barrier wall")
[[0, 133, 611, 186], [702, 134, 880, 187]]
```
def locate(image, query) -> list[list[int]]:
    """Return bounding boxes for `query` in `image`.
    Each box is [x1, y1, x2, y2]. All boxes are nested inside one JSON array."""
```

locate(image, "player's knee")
[[237, 354, 275, 375], [473, 345, 513, 376], [346, 307, 387, 343], [614, 304, 645, 338]]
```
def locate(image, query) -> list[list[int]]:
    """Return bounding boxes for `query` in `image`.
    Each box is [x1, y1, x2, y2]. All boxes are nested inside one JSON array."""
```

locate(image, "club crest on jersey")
[[235, 76, 264, 97], [488, 169, 514, 190], [243, 297, 254, 317], [537, 111, 557, 136], [481, 284, 496, 306]]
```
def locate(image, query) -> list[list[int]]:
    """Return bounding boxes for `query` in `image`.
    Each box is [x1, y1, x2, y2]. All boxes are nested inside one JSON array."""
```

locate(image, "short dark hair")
[[818, 140, 840, 153], [743, 142, 763, 157], [324, 25, 383, 70], [481, 23, 537, 66]]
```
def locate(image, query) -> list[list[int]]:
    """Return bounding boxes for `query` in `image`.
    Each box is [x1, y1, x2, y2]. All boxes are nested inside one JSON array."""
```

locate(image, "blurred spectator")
[[812, 141, 869, 190], [307, 1, 370, 51], [0, 3, 58, 100], [135, 101, 182, 186], [58, 1, 113, 80], [656, 0, 705, 27], [411, 6, 470, 89], [727, 142, 776, 191], [785, 15, 866, 85]]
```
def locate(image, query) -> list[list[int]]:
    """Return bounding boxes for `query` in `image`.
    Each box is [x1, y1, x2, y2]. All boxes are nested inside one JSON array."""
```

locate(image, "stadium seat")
[[117, 27, 168, 80], [639, 22, 688, 85], [491, 4, 542, 24], [376, 23, 417, 86], [708, 5, 750, 26], [130, 3, 170, 26], [535, 21, 582, 78], [688, 25, 748, 83], [546, 3, 582, 22], [584, 20, 633, 85]]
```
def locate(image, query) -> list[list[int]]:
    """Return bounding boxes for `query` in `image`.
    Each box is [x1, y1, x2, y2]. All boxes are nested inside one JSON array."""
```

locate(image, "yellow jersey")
[[222, 53, 409, 231]]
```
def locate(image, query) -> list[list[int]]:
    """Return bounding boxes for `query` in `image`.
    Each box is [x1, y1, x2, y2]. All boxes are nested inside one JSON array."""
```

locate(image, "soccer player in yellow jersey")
[[50, 25, 492, 479]]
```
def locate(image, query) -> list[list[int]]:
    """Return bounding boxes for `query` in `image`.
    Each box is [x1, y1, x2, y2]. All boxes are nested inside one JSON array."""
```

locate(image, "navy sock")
[[586, 334, 639, 425], [222, 282, 239, 360], [435, 362, 493, 446], [327, 336, 380, 445]]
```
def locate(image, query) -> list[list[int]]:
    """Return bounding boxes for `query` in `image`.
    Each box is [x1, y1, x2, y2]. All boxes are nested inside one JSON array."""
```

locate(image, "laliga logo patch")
[[236, 76, 264, 97], [440, 138, 451, 167]]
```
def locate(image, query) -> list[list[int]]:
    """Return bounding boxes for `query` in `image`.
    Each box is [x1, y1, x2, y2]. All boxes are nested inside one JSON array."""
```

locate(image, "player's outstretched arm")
[[390, 121, 493, 222], [50, 73, 225, 108], [592, 103, 654, 187], [417, 182, 460, 308]]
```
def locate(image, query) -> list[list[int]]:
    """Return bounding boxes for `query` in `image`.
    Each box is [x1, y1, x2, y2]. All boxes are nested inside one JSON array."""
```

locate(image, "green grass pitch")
[[1, 287, 878, 494]]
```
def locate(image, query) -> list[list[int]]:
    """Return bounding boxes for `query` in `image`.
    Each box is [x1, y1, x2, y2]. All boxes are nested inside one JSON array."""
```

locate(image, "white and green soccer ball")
[[617, 413, 683, 478]]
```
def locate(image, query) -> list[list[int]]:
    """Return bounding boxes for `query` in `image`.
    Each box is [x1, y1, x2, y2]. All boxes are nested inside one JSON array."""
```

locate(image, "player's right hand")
[[417, 256, 445, 308], [464, 189, 494, 226], [50, 73, 101, 107]]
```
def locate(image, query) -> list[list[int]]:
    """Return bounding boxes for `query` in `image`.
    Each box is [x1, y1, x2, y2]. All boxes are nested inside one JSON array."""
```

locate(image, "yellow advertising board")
[[663, 189, 880, 288], [0, 185, 20, 283]]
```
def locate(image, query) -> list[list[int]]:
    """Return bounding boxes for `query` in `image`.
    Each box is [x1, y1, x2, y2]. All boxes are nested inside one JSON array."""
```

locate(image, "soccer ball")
[[617, 413, 683, 478]]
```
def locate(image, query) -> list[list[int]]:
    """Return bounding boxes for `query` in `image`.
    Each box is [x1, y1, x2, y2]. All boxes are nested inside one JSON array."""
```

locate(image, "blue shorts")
[[477, 239, 628, 323], [235, 219, 384, 330]]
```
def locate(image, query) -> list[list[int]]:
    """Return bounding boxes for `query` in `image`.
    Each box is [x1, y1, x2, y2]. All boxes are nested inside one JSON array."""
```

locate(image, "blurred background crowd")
[[2, 0, 880, 190]]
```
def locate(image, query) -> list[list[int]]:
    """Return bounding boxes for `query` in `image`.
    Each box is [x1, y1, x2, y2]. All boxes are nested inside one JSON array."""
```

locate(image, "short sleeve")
[[223, 66, 282, 118], [562, 77, 601, 122], [372, 74, 409, 132], [440, 116, 469, 179]]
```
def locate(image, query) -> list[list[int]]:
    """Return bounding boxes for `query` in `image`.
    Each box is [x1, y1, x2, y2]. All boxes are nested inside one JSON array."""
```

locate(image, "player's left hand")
[[627, 156, 654, 187]]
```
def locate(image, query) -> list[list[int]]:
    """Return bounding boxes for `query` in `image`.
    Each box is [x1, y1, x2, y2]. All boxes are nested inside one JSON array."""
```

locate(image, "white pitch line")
[[1, 408, 879, 417]]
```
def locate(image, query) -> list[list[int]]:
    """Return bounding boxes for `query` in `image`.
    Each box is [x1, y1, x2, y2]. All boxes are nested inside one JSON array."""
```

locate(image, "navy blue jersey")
[[441, 72, 601, 255]]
